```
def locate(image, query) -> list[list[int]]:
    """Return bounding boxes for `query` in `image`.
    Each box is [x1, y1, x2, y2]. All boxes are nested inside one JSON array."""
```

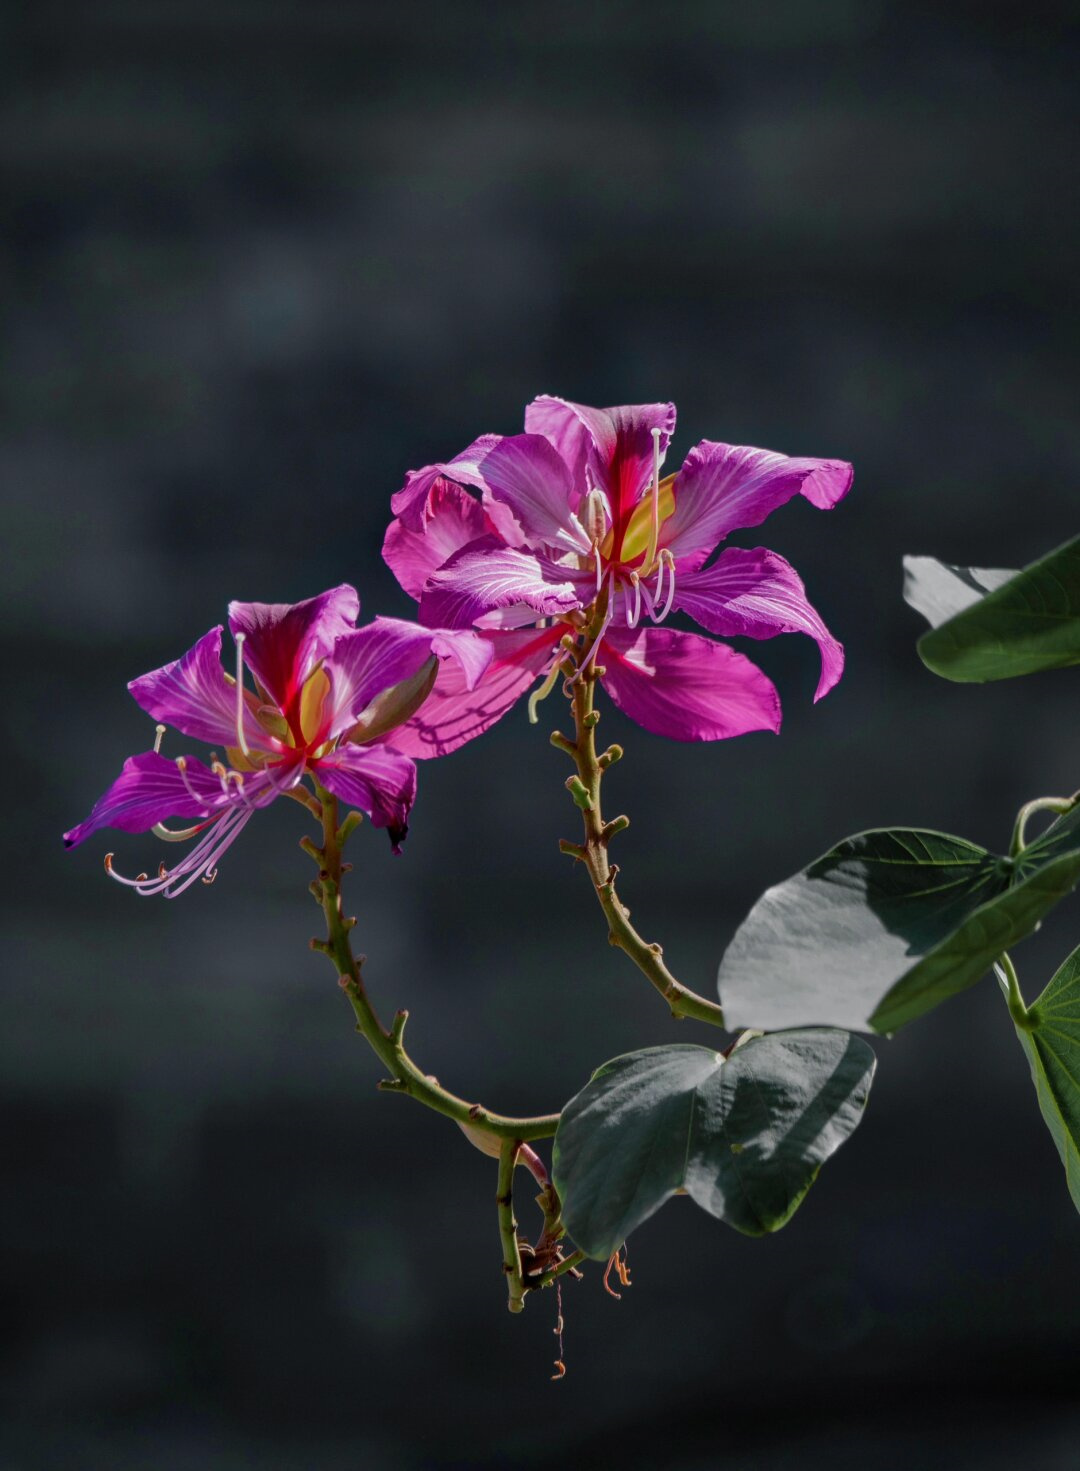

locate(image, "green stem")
[[1010, 794, 1077, 857], [556, 649, 726, 1030], [308, 782, 560, 1143], [497, 1139, 526, 1313], [997, 951, 1033, 1030], [531, 1248, 587, 1291]]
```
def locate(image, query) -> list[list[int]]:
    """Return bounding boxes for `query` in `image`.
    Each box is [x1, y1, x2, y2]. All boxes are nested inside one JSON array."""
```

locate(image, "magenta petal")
[[385, 626, 561, 759], [599, 626, 781, 742], [382, 479, 501, 599], [314, 745, 418, 853], [418, 537, 586, 631], [390, 433, 504, 530], [228, 585, 360, 716], [524, 397, 676, 527], [429, 627, 494, 691], [477, 434, 590, 555], [663, 441, 853, 566], [674, 547, 844, 701], [325, 618, 449, 740], [63, 751, 228, 847], [129, 626, 265, 750]]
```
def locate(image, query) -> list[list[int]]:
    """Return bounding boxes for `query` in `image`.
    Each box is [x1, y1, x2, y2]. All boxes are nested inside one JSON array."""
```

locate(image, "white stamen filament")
[[234, 632, 251, 757], [226, 769, 256, 808], [642, 427, 662, 574], [105, 803, 253, 898], [576, 603, 614, 675], [528, 657, 567, 725], [653, 549, 676, 624], [153, 724, 166, 754], [175, 755, 208, 809], [653, 554, 666, 609], [625, 572, 642, 629]]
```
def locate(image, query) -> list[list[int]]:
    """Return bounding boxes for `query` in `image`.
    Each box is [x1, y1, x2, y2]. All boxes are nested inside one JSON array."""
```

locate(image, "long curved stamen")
[[575, 603, 614, 677], [653, 549, 676, 624], [652, 553, 666, 610], [642, 427, 662, 575], [225, 769, 256, 809], [528, 657, 567, 725], [234, 632, 251, 757], [625, 571, 642, 629], [175, 755, 208, 808], [105, 804, 254, 898]]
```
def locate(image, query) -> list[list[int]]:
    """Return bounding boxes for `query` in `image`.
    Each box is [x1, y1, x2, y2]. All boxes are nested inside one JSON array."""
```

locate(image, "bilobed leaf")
[[1007, 944, 1080, 1214], [903, 534, 1080, 681], [717, 808, 1080, 1036], [552, 1032, 875, 1261]]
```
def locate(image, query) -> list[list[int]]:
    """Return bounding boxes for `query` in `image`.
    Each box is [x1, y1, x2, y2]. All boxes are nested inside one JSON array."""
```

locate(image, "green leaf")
[[717, 809, 1080, 1036], [1007, 945, 1080, 1214], [903, 534, 1080, 681], [552, 1032, 875, 1260]]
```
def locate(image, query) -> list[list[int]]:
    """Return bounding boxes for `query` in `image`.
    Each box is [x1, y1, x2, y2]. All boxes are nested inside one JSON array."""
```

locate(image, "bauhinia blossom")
[[382, 396, 852, 747], [64, 585, 491, 896]]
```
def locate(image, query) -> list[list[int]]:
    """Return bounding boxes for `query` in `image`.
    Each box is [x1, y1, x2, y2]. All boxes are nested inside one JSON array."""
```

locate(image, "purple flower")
[[382, 396, 851, 744], [64, 586, 490, 895]]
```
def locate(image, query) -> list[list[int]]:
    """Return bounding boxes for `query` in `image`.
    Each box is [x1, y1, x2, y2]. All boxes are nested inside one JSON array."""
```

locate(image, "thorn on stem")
[[601, 815, 630, 843], [583, 709, 600, 728], [559, 839, 587, 860]]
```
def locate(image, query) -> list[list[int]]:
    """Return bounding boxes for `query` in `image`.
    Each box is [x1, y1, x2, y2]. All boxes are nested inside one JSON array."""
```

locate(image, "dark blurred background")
[[4, 2, 1080, 1467]]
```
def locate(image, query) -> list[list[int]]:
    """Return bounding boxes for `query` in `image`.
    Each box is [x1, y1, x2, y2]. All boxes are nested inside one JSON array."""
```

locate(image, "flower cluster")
[[66, 396, 851, 892]]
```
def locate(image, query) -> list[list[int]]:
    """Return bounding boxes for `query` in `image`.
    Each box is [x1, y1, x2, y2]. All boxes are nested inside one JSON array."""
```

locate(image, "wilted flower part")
[[383, 397, 851, 743], [64, 586, 491, 895]]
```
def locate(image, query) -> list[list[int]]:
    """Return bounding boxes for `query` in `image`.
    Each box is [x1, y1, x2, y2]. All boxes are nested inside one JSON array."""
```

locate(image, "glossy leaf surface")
[[903, 535, 1080, 681], [1008, 944, 1080, 1214], [718, 810, 1080, 1035], [553, 1032, 875, 1260]]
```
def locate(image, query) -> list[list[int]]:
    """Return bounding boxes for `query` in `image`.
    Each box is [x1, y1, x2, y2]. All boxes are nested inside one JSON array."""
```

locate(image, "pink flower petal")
[[674, 547, 844, 701], [477, 434, 590, 556], [662, 441, 853, 567], [417, 537, 587, 631], [390, 433, 503, 530], [228, 585, 360, 718], [382, 478, 500, 600], [314, 744, 418, 853], [385, 626, 561, 759], [63, 750, 228, 848], [524, 397, 676, 528], [325, 618, 450, 741], [599, 626, 781, 742], [129, 626, 268, 751]]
